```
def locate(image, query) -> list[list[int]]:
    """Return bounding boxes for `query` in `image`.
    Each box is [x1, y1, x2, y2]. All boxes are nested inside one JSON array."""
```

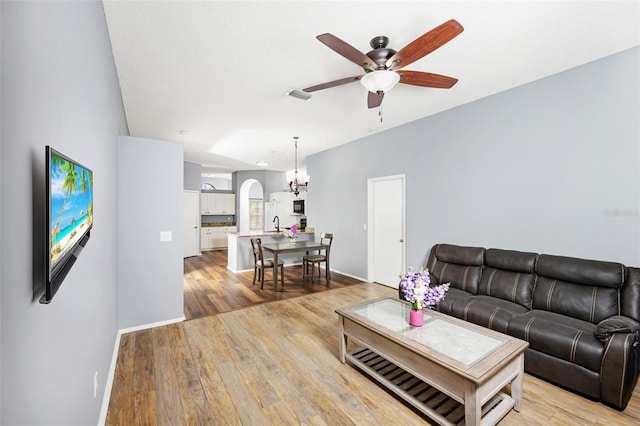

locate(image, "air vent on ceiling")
[[287, 89, 312, 100]]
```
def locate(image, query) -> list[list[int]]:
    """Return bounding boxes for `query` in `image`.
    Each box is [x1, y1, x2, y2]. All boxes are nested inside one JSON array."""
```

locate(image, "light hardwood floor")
[[106, 253, 640, 425]]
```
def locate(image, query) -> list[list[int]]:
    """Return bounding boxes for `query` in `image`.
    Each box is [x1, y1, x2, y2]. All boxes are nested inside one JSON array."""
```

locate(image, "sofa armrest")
[[600, 330, 640, 409], [595, 316, 640, 343]]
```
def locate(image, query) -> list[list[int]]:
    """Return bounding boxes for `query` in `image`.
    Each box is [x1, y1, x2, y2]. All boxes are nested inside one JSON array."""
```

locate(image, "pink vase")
[[409, 309, 424, 326]]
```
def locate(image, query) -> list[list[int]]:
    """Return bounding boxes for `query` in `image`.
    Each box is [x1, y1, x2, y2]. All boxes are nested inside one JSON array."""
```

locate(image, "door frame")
[[183, 190, 201, 258], [367, 174, 406, 284]]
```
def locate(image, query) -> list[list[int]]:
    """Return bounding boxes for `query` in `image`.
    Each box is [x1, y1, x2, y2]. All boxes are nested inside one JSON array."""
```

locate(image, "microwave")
[[293, 199, 305, 214]]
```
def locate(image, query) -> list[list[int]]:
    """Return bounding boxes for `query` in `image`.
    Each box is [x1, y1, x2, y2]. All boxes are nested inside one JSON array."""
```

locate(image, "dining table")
[[261, 240, 331, 291]]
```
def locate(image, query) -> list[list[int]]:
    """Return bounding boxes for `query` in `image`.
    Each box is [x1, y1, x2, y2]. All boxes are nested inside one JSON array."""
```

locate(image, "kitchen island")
[[227, 230, 314, 272]]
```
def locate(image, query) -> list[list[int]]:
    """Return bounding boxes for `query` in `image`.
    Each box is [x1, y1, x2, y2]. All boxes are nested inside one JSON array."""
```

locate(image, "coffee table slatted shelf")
[[348, 347, 510, 426]]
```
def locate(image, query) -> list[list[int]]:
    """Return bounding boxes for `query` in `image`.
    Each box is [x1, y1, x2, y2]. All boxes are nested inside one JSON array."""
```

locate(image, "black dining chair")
[[250, 237, 285, 289], [302, 232, 333, 283]]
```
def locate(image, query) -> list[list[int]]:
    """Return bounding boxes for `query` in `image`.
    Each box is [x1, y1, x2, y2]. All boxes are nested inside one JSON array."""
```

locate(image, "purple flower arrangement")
[[399, 267, 450, 310], [285, 224, 299, 240]]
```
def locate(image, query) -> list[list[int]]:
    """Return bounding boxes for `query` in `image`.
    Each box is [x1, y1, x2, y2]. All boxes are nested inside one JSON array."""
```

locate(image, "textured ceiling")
[[103, 1, 640, 175]]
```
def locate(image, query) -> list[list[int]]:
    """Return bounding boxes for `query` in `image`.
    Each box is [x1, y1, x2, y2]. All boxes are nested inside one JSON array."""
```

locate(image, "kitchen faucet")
[[273, 215, 280, 232]]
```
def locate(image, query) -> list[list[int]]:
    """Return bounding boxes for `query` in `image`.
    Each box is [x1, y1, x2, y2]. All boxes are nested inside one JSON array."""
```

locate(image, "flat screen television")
[[41, 146, 93, 304]]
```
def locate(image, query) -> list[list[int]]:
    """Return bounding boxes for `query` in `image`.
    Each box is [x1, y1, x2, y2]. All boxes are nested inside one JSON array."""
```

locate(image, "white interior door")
[[183, 191, 200, 258], [368, 175, 405, 288]]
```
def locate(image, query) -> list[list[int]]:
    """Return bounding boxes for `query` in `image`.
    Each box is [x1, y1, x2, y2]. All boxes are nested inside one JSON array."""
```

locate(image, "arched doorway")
[[238, 179, 264, 233]]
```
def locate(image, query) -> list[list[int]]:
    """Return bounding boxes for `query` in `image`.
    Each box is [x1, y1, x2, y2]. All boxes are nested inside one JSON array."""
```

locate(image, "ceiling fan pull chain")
[[379, 106, 383, 124]]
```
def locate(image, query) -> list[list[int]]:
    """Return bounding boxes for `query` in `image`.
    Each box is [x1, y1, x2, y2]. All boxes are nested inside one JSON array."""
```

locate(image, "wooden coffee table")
[[336, 298, 529, 426]]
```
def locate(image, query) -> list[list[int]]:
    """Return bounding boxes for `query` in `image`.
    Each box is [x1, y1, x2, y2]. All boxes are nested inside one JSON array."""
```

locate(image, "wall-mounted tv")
[[41, 146, 93, 304]]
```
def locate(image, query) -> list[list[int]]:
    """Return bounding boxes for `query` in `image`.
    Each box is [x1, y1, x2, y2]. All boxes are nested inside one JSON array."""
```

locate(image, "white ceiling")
[[103, 1, 639, 175]]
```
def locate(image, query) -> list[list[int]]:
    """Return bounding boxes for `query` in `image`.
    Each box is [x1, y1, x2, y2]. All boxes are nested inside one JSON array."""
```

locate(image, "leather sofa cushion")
[[450, 295, 529, 333], [478, 249, 537, 308], [427, 244, 485, 294], [622, 267, 640, 322], [486, 248, 537, 273], [435, 287, 473, 316], [478, 267, 536, 309], [536, 254, 624, 288], [433, 243, 485, 265], [507, 310, 604, 372], [534, 254, 622, 324], [533, 276, 619, 324]]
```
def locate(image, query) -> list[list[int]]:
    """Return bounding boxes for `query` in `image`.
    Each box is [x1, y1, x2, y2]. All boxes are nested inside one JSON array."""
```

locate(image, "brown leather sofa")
[[417, 243, 640, 410]]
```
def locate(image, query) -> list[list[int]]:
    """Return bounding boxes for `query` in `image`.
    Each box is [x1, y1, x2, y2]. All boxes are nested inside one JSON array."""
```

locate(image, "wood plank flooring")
[[183, 250, 364, 320], [106, 251, 640, 425]]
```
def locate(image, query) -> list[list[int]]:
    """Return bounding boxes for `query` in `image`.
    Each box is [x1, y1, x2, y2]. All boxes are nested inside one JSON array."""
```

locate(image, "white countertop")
[[228, 230, 314, 238]]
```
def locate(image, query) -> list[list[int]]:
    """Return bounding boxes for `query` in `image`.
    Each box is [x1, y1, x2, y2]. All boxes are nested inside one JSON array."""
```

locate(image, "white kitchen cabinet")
[[200, 193, 235, 215], [212, 226, 237, 248], [200, 193, 217, 215], [212, 227, 226, 248], [201, 226, 237, 250], [268, 191, 306, 215], [217, 193, 235, 214], [200, 227, 216, 249]]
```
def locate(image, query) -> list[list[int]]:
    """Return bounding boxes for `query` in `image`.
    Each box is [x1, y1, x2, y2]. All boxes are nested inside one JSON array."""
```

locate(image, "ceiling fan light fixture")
[[360, 70, 400, 93]]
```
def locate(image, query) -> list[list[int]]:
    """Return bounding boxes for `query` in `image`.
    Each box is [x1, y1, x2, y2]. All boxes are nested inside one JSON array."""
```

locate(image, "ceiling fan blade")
[[386, 19, 464, 70], [367, 91, 384, 109], [398, 70, 458, 88], [316, 33, 376, 70], [303, 75, 362, 93]]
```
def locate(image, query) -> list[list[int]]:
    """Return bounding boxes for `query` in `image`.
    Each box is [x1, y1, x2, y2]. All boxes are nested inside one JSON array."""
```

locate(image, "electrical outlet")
[[94, 371, 98, 398]]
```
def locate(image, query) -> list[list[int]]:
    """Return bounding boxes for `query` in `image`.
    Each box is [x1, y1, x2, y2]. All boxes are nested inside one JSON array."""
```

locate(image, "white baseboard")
[[227, 266, 253, 273], [117, 316, 185, 335], [329, 268, 368, 282], [97, 316, 185, 425]]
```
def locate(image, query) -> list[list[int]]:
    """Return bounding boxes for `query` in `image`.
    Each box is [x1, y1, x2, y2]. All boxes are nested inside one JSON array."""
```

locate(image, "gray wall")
[[232, 170, 288, 195], [308, 47, 640, 279], [117, 136, 184, 329], [0, 3, 3, 422], [184, 161, 202, 191], [0, 1, 128, 424], [233, 170, 287, 229], [0, 1, 3, 421]]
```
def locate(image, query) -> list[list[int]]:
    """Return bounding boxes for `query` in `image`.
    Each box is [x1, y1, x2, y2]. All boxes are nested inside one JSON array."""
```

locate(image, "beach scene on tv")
[[49, 152, 93, 271]]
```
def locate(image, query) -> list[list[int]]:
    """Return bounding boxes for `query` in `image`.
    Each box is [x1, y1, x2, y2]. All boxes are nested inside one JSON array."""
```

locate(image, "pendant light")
[[288, 136, 309, 196]]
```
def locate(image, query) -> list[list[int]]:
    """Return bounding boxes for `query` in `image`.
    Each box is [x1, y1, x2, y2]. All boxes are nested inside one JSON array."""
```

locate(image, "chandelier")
[[288, 136, 309, 196]]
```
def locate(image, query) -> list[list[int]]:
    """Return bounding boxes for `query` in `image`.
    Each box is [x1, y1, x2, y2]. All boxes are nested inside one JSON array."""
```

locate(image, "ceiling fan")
[[303, 19, 464, 109]]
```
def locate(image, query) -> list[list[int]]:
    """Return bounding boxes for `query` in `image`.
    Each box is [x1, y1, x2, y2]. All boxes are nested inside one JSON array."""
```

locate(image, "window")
[[249, 199, 264, 230]]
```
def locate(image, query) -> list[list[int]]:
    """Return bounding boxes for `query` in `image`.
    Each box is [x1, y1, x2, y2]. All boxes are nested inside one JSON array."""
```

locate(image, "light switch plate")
[[160, 231, 172, 242]]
